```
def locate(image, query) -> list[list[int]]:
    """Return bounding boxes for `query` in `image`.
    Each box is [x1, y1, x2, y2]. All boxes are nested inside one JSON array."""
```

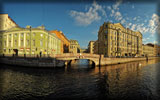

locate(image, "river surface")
[[0, 59, 160, 100]]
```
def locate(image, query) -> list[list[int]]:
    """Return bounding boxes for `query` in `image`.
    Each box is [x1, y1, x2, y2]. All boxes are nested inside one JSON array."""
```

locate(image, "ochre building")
[[97, 22, 143, 57], [49, 30, 70, 54]]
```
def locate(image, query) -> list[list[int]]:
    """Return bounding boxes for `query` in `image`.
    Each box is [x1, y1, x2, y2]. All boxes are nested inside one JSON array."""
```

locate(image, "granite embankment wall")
[[0, 55, 159, 67], [0, 56, 65, 67], [100, 56, 160, 65]]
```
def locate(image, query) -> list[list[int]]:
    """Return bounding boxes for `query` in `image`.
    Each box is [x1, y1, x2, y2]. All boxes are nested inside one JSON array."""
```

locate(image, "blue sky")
[[2, 0, 160, 48]]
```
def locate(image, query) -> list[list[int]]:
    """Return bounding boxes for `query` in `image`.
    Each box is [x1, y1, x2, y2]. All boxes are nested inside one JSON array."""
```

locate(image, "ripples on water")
[[0, 59, 160, 100]]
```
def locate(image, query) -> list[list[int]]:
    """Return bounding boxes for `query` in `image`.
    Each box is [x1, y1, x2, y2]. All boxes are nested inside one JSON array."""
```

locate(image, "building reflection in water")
[[0, 59, 160, 100], [93, 59, 160, 99]]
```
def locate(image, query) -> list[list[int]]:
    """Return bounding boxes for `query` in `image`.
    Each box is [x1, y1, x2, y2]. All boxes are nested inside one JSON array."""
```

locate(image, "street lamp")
[[98, 39, 101, 66], [47, 31, 49, 57], [30, 26, 32, 57]]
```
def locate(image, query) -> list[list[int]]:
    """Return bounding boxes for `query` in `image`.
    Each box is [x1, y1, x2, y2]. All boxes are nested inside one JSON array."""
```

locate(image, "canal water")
[[0, 59, 160, 100]]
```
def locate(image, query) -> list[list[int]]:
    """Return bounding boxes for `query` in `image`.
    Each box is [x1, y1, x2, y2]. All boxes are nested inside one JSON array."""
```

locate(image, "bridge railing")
[[53, 53, 100, 58]]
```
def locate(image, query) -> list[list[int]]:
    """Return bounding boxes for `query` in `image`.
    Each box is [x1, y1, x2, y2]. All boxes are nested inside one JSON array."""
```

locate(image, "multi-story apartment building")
[[142, 44, 154, 56], [143, 43, 160, 56], [0, 25, 61, 56], [49, 30, 70, 54], [98, 22, 143, 57], [88, 41, 95, 54], [154, 44, 160, 56], [93, 40, 98, 54], [0, 14, 18, 31], [69, 40, 80, 53]]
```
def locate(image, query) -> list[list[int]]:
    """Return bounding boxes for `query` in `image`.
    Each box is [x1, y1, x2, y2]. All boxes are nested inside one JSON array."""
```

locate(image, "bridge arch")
[[54, 53, 100, 66], [65, 58, 97, 66]]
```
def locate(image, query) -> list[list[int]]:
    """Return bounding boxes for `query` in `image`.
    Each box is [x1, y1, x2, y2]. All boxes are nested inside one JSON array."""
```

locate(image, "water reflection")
[[0, 59, 160, 100]]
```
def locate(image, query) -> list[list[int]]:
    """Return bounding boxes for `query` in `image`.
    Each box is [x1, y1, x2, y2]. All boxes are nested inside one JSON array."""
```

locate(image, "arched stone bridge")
[[52, 53, 101, 66]]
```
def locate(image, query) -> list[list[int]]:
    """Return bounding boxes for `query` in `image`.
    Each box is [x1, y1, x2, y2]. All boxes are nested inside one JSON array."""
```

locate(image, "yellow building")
[[69, 40, 80, 53], [154, 44, 160, 56], [143, 43, 160, 56], [93, 40, 98, 54], [98, 22, 143, 57], [142, 44, 154, 57], [88, 41, 95, 54], [0, 14, 61, 57], [0, 25, 61, 56], [0, 14, 18, 31]]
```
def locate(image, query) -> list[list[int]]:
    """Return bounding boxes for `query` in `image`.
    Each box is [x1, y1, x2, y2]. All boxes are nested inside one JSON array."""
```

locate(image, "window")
[[105, 35, 107, 39], [21, 33, 24, 37], [27, 40, 29, 46], [0, 41, 2, 46], [33, 40, 35, 46], [14, 34, 17, 37], [21, 39, 24, 47], [15, 40, 17, 46], [4, 49, 6, 52], [4, 41, 6, 46], [40, 40, 43, 47], [27, 33, 30, 37], [9, 34, 11, 38], [105, 30, 108, 34], [33, 33, 36, 37], [9, 41, 11, 47]]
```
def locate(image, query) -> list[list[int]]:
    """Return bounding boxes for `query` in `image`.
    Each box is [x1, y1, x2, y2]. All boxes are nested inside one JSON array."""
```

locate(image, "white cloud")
[[131, 24, 136, 30], [69, 1, 106, 26], [106, 0, 159, 44], [108, 0, 124, 23], [148, 13, 159, 34], [113, 0, 123, 10], [107, 6, 111, 10], [154, 40, 158, 44], [121, 19, 126, 24], [115, 11, 122, 20], [133, 17, 136, 20]]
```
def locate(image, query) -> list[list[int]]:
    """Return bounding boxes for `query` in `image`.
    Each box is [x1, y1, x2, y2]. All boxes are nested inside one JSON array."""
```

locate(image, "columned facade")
[[0, 26, 61, 56]]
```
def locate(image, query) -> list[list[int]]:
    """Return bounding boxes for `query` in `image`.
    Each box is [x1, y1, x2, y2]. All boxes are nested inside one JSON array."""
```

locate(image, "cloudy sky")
[[3, 0, 160, 48]]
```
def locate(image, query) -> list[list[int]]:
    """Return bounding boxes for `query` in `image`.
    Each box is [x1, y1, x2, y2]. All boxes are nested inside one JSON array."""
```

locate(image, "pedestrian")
[[40, 51, 42, 58]]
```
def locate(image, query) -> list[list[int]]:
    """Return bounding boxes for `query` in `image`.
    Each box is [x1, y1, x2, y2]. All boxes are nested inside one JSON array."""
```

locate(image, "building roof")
[[8, 15, 19, 27], [105, 21, 143, 36], [49, 30, 70, 42], [0, 14, 19, 27]]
